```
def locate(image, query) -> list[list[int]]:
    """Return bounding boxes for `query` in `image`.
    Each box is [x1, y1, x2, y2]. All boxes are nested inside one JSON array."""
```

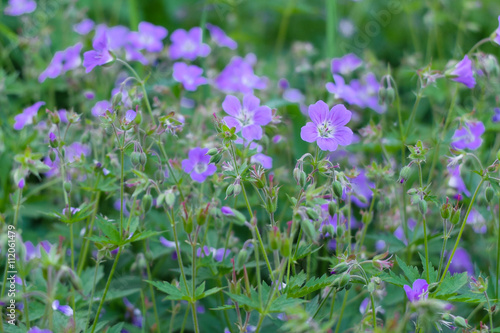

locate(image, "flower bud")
[[154, 169, 165, 183], [300, 219, 316, 241], [233, 184, 242, 197], [332, 262, 349, 274], [280, 238, 291, 257], [225, 184, 235, 198], [385, 87, 395, 105], [165, 190, 175, 208], [207, 148, 218, 156], [453, 316, 468, 329], [209, 153, 223, 164], [418, 199, 428, 215], [142, 194, 152, 213], [139, 152, 147, 166], [306, 208, 319, 221], [362, 211, 373, 224], [450, 208, 461, 225], [131, 152, 141, 166], [336, 224, 345, 238], [485, 187, 495, 203], [324, 224, 335, 237], [398, 166, 412, 184], [328, 201, 337, 217], [49, 150, 57, 162], [333, 181, 343, 199], [236, 249, 249, 270], [196, 207, 208, 226], [378, 87, 387, 105], [183, 216, 193, 234], [63, 181, 72, 193], [428, 282, 439, 293], [440, 203, 452, 220]]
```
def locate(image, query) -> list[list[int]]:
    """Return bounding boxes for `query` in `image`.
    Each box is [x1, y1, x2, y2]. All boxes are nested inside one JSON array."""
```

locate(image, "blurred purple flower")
[[448, 164, 470, 197], [197, 246, 230, 262], [14, 101, 45, 130], [18, 179, 25, 189], [450, 55, 476, 88], [451, 121, 485, 150], [124, 298, 143, 327], [215, 56, 267, 93], [394, 218, 417, 245], [91, 100, 112, 117], [447, 248, 474, 275], [83, 31, 114, 73], [114, 199, 130, 217], [331, 53, 362, 75], [466, 208, 486, 234], [169, 27, 210, 60], [52, 300, 73, 316], [300, 101, 353, 151], [221, 206, 235, 216], [173, 62, 207, 91], [159, 236, 177, 248], [4, 0, 36, 16], [206, 23, 237, 49], [124, 110, 136, 124], [84, 91, 95, 100], [73, 19, 95, 35], [494, 16, 500, 46], [492, 108, 500, 122], [27, 327, 52, 333], [58, 109, 69, 123], [222, 95, 272, 141], [182, 147, 217, 182], [38, 43, 83, 82], [283, 88, 305, 103], [278, 78, 289, 90], [130, 22, 168, 52], [403, 279, 428, 303], [348, 169, 374, 208]]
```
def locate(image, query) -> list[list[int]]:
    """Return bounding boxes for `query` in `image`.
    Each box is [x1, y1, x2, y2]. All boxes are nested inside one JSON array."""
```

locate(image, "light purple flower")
[[173, 62, 207, 91], [58, 109, 69, 123], [448, 165, 470, 197], [394, 218, 417, 245], [182, 147, 217, 183], [159, 236, 177, 248], [466, 208, 487, 234], [331, 53, 362, 75], [62, 207, 81, 216], [347, 169, 374, 208], [300, 101, 353, 151], [169, 27, 210, 60], [91, 100, 112, 117], [492, 108, 500, 123], [23, 241, 41, 261], [403, 279, 428, 303], [52, 300, 73, 316], [73, 19, 95, 35], [44, 142, 91, 178], [84, 91, 95, 100], [451, 121, 485, 150], [14, 101, 45, 130], [4, 0, 36, 16], [124, 110, 136, 124], [83, 31, 114, 73], [447, 248, 474, 276], [206, 23, 237, 49], [278, 78, 289, 90], [38, 42, 83, 82], [197, 246, 230, 262], [124, 298, 143, 328], [221, 206, 235, 216], [494, 16, 500, 46], [283, 88, 305, 103], [215, 56, 267, 93], [27, 327, 52, 333], [130, 22, 168, 53], [18, 178, 25, 189], [222, 95, 272, 141], [114, 199, 130, 217], [450, 55, 476, 88]]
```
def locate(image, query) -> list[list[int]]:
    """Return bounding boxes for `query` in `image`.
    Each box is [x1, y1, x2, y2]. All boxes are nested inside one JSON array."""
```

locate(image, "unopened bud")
[[328, 201, 337, 217], [63, 181, 72, 193], [385, 87, 395, 105], [207, 148, 218, 156], [332, 262, 349, 274], [418, 200, 428, 215], [142, 194, 152, 213], [453, 316, 468, 329], [450, 208, 461, 225], [333, 181, 343, 199], [485, 187, 495, 203], [306, 208, 319, 221]]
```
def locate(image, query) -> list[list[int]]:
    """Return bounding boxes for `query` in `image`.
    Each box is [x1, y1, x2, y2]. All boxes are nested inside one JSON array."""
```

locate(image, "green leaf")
[[293, 244, 322, 261], [95, 215, 121, 244], [435, 272, 468, 297], [285, 274, 338, 298], [107, 323, 124, 333], [396, 256, 420, 283], [418, 253, 438, 283], [147, 280, 190, 301]]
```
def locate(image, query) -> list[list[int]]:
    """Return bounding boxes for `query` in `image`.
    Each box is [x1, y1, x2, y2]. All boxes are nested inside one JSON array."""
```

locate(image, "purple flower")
[[169, 27, 210, 60], [159, 236, 177, 248], [14, 101, 45, 130], [58, 109, 69, 123], [451, 121, 485, 150], [221, 206, 235, 216], [394, 218, 417, 245], [206, 23, 237, 49], [83, 31, 114, 73], [52, 300, 73, 316], [124, 298, 143, 328], [347, 169, 374, 208], [466, 208, 487, 234], [448, 165, 470, 197], [300, 101, 353, 151], [222, 95, 272, 141], [44, 142, 91, 178], [331, 53, 362, 75], [182, 147, 217, 182], [283, 88, 305, 104], [84, 91, 95, 100], [27, 327, 52, 333], [173, 62, 207, 91], [62, 207, 81, 216], [403, 279, 428, 303], [124, 110, 136, 124], [49, 132, 56, 142], [130, 22, 168, 53], [4, 0, 36, 16], [215, 56, 267, 93], [197, 246, 230, 262], [91, 100, 112, 117], [447, 248, 474, 276], [73, 19, 94, 35], [492, 108, 500, 122], [18, 178, 25, 189], [494, 16, 500, 46], [39, 43, 83, 82], [450, 55, 476, 88]]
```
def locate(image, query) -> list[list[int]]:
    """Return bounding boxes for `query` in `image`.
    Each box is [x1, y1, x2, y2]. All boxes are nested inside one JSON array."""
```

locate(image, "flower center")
[[238, 109, 253, 127], [317, 121, 335, 138], [194, 162, 207, 174]]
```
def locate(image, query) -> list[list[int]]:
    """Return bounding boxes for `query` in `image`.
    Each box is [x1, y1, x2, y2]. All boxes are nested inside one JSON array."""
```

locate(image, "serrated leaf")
[[293, 244, 322, 261], [107, 323, 124, 333], [147, 280, 190, 301], [396, 256, 420, 283], [435, 272, 468, 297], [95, 215, 121, 244], [418, 253, 438, 283], [286, 274, 337, 298]]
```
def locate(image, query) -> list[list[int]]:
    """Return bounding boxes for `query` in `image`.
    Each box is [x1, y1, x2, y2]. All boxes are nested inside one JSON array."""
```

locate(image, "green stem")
[[418, 163, 430, 282], [85, 258, 101, 330], [91, 247, 123, 333], [77, 191, 101, 276], [143, 241, 161, 333], [22, 277, 30, 329], [438, 178, 485, 285], [191, 233, 200, 333], [497, 195, 500, 300], [334, 290, 350, 333], [312, 287, 334, 319], [1, 189, 22, 298], [326, 0, 337, 58]]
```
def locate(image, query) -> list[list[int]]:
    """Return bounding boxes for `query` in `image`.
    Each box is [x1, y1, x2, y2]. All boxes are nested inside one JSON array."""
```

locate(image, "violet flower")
[[447, 248, 474, 276], [347, 169, 374, 208], [494, 16, 500, 46], [492, 107, 500, 122], [124, 110, 136, 125], [466, 208, 487, 234], [4, 0, 36, 16], [27, 328, 52, 333], [403, 279, 428, 303], [123, 298, 143, 327], [91, 100, 112, 117], [206, 23, 237, 49], [215, 56, 267, 93], [222, 94, 272, 141], [197, 246, 230, 262], [130, 22, 168, 53], [13, 101, 45, 130], [448, 165, 470, 197], [234, 138, 273, 168], [182, 147, 217, 183], [169, 27, 210, 60], [52, 300, 73, 316], [331, 53, 362, 75], [159, 237, 177, 248], [300, 100, 353, 151], [172, 62, 207, 91], [83, 31, 114, 73], [451, 121, 485, 150], [73, 19, 94, 35], [450, 55, 476, 88]]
